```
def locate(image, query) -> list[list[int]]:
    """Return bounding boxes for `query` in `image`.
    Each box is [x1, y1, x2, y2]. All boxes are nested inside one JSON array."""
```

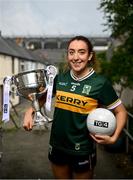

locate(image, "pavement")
[[0, 100, 133, 179]]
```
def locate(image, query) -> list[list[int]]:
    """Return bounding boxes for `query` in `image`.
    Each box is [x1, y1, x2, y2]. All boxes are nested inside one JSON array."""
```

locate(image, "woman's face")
[[67, 40, 91, 75]]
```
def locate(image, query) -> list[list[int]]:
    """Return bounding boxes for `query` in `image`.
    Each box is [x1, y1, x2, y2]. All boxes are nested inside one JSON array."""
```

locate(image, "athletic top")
[[49, 69, 121, 155]]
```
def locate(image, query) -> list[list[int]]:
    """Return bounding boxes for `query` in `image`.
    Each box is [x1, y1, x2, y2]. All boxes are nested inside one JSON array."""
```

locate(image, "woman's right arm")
[[23, 106, 34, 131], [23, 94, 46, 131]]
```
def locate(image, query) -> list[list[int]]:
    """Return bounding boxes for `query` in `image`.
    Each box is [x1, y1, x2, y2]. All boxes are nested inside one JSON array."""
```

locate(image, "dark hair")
[[67, 35, 96, 66], [67, 35, 93, 52]]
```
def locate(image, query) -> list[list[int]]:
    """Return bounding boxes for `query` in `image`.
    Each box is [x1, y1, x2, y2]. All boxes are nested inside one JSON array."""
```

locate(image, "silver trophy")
[[3, 65, 57, 127]]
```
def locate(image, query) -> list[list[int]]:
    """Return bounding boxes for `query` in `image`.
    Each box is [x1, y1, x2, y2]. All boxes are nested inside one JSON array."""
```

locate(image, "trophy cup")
[[2, 65, 57, 127]]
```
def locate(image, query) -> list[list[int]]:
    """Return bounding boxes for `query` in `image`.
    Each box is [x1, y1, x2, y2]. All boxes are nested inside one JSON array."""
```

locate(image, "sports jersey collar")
[[70, 68, 95, 81]]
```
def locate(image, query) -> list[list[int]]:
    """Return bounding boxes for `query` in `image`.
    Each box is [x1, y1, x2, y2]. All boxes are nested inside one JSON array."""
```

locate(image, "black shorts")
[[48, 147, 96, 173]]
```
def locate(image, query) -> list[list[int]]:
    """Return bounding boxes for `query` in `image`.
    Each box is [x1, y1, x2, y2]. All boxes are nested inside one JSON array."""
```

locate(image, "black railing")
[[123, 111, 133, 153]]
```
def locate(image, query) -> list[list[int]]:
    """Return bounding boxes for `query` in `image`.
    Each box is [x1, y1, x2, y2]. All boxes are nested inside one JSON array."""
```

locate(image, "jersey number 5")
[[70, 85, 77, 92]]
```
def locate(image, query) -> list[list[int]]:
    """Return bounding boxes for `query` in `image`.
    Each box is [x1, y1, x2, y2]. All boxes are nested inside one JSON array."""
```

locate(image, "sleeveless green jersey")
[[49, 69, 121, 155]]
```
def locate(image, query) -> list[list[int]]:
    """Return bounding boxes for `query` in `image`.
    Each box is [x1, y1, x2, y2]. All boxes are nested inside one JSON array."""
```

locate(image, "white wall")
[[19, 60, 46, 72], [0, 54, 19, 110], [36, 62, 46, 70], [0, 55, 12, 85]]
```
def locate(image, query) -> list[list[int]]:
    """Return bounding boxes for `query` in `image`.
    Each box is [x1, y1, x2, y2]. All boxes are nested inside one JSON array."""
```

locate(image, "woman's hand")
[[23, 107, 34, 131], [90, 133, 116, 145]]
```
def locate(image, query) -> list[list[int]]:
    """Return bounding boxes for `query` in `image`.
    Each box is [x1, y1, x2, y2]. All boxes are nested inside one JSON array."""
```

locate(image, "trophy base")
[[33, 111, 52, 129], [34, 120, 49, 130]]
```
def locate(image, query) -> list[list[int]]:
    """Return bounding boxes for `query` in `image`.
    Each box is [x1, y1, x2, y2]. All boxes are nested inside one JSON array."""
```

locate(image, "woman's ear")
[[88, 52, 93, 61]]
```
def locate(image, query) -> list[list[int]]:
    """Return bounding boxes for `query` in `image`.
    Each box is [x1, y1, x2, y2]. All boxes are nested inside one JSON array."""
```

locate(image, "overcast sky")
[[0, 0, 111, 37]]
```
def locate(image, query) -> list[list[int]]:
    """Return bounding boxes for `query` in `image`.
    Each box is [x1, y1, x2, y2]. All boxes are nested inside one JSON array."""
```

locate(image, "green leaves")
[[100, 0, 133, 37], [98, 0, 133, 91]]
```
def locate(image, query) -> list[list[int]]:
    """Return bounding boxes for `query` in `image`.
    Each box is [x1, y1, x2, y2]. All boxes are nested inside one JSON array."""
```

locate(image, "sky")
[[0, 0, 111, 37]]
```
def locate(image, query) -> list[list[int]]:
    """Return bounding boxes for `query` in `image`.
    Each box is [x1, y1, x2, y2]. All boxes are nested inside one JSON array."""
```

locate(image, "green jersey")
[[49, 69, 121, 155]]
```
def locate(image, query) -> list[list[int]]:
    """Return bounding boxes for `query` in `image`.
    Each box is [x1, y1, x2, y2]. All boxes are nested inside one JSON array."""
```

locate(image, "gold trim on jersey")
[[55, 90, 98, 114], [107, 98, 122, 109]]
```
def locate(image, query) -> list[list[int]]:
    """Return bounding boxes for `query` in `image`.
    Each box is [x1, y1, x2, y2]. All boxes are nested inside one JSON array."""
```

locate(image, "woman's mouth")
[[71, 60, 82, 66]]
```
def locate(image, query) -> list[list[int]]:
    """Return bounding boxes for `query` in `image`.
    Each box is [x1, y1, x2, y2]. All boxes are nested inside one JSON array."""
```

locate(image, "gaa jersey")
[[49, 69, 121, 155]]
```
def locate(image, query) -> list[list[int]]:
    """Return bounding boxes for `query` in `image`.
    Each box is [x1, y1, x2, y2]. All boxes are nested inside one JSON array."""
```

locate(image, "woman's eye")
[[79, 51, 85, 54], [69, 51, 74, 55]]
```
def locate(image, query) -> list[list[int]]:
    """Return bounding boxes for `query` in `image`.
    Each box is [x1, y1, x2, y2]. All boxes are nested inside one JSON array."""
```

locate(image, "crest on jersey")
[[82, 85, 91, 95]]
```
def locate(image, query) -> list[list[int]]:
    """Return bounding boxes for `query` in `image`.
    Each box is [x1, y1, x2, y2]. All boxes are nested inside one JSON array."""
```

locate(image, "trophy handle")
[[3, 76, 24, 97]]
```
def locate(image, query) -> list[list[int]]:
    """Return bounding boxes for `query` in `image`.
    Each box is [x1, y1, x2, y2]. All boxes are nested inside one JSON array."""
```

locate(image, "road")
[[0, 100, 133, 179]]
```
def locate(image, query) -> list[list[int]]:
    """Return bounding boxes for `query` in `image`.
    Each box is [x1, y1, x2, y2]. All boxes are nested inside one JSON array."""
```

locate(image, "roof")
[[33, 49, 66, 65], [0, 36, 46, 64]]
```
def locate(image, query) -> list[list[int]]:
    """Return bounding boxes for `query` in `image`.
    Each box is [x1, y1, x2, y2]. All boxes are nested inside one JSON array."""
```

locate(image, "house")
[[0, 33, 47, 112]]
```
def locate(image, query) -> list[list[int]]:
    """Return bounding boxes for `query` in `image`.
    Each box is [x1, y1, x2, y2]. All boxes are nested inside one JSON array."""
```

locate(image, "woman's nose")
[[73, 52, 79, 60]]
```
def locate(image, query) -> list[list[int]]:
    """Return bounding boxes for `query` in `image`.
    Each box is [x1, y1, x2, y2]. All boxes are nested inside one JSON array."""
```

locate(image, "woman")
[[23, 36, 127, 179]]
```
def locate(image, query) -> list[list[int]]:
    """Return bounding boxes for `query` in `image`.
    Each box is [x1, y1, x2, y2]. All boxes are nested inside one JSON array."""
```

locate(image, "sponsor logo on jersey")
[[59, 82, 68, 86], [71, 82, 80, 86], [56, 95, 88, 106], [55, 90, 98, 114]]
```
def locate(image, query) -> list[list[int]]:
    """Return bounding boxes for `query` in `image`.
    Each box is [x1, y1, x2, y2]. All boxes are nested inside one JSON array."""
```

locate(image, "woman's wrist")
[[26, 107, 35, 115], [110, 134, 119, 144]]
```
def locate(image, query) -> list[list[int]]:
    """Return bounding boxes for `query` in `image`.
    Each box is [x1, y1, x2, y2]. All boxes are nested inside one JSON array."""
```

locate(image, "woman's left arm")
[[111, 103, 127, 143], [90, 103, 127, 144]]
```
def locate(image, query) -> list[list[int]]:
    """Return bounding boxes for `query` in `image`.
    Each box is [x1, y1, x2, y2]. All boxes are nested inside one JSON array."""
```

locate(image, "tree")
[[99, 0, 133, 38], [99, 0, 133, 93]]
